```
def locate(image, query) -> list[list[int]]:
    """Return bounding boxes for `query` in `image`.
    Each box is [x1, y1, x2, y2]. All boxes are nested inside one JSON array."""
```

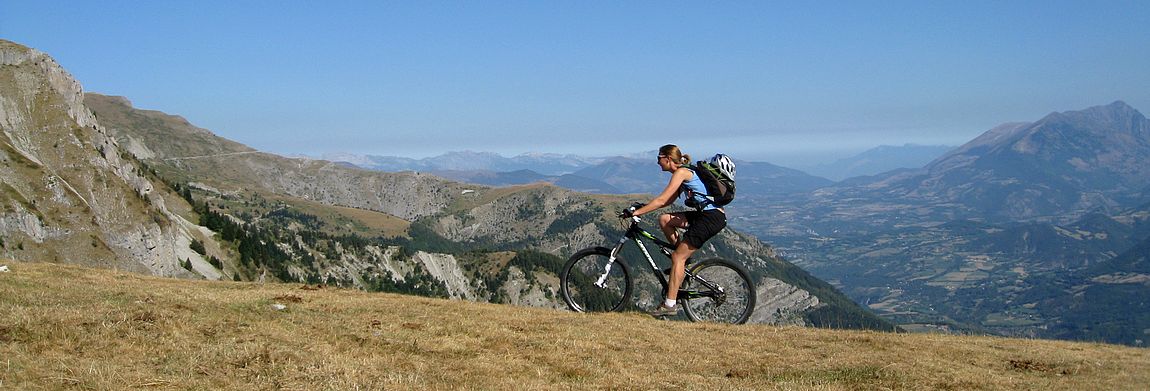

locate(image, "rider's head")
[[658, 144, 691, 169]]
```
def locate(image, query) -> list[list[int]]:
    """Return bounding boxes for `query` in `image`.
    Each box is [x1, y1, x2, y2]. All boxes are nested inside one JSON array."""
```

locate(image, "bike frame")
[[596, 216, 726, 302]]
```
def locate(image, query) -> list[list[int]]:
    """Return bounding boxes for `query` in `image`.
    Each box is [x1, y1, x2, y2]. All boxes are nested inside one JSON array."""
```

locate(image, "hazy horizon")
[[309, 141, 960, 173]]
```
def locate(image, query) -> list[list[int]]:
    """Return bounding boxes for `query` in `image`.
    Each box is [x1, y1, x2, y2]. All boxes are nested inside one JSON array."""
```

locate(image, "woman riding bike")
[[625, 144, 727, 317]]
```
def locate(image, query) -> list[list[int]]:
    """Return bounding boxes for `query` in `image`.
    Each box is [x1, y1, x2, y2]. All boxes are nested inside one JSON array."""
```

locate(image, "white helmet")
[[710, 154, 735, 180]]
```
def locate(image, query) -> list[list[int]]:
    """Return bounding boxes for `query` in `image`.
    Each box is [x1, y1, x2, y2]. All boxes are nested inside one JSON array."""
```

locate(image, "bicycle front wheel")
[[682, 258, 756, 324], [560, 247, 633, 313]]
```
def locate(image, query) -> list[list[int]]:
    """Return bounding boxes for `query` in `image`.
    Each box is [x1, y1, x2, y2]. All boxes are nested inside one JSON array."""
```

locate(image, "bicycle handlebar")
[[617, 202, 647, 222]]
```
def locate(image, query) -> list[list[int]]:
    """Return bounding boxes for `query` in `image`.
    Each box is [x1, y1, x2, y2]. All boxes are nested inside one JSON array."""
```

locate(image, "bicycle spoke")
[[561, 248, 632, 313], [682, 259, 756, 324]]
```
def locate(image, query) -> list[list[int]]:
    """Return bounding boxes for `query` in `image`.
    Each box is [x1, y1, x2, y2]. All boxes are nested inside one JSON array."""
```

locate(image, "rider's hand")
[[619, 202, 645, 218]]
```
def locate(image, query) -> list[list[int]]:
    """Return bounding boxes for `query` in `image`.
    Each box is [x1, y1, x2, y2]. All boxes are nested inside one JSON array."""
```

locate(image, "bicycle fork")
[[594, 237, 630, 288], [594, 234, 662, 287]]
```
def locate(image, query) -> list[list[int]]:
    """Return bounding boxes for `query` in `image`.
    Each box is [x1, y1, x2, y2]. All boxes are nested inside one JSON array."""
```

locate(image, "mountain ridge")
[[330, 150, 610, 175], [732, 101, 1150, 345], [809, 101, 1150, 224]]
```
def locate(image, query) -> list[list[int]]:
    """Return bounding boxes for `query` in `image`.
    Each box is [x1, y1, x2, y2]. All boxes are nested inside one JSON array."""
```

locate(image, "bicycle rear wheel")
[[682, 258, 756, 324], [560, 247, 633, 313]]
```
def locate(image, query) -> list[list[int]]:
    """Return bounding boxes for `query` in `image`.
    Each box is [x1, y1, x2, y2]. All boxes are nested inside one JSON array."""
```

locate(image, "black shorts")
[[675, 209, 727, 249]]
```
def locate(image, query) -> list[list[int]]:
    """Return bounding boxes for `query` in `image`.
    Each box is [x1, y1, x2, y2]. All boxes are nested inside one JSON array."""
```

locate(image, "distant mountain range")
[[799, 144, 956, 181], [327, 146, 952, 195], [818, 101, 1150, 224], [734, 101, 1150, 345], [322, 150, 612, 176], [326, 145, 955, 185]]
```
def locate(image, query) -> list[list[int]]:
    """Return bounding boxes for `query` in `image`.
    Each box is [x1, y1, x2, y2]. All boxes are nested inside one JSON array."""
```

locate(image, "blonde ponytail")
[[659, 144, 691, 166]]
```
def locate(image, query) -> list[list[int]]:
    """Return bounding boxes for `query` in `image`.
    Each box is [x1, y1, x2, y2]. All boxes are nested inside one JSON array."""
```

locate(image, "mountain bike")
[[559, 203, 756, 324]]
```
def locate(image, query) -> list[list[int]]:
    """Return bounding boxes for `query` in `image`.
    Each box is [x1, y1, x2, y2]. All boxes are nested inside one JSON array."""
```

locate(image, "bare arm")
[[632, 168, 692, 217]]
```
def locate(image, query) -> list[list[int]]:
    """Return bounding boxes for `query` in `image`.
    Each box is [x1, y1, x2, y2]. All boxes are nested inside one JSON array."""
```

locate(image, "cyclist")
[[626, 144, 727, 317]]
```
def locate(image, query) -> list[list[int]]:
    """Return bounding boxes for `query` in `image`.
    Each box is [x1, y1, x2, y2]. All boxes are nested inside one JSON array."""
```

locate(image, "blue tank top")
[[680, 168, 718, 211]]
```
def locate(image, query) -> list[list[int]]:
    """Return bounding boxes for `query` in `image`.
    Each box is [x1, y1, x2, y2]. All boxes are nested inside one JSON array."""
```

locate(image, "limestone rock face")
[[0, 39, 206, 277]]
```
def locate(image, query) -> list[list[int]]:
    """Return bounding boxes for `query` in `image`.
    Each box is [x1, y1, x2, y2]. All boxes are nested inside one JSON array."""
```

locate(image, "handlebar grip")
[[618, 202, 646, 218]]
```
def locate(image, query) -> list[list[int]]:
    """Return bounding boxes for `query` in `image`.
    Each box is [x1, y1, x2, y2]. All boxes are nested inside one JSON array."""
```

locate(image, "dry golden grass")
[[2, 260, 1147, 390]]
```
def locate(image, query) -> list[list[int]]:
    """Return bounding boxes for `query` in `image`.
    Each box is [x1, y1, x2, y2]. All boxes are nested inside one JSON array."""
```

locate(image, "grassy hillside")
[[2, 261, 1146, 390]]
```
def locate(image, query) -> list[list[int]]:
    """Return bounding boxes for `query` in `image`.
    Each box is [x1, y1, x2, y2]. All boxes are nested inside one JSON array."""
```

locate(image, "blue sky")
[[3, 1, 1148, 166]]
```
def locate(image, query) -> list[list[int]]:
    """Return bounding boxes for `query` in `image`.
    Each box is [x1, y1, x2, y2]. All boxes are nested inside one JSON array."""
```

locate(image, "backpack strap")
[[681, 165, 716, 211]]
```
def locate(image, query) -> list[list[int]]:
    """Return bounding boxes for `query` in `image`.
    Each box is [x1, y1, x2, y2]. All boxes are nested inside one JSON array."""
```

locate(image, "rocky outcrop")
[[431, 184, 607, 252], [0, 39, 211, 277], [500, 266, 564, 309], [750, 277, 819, 325], [411, 251, 476, 300]]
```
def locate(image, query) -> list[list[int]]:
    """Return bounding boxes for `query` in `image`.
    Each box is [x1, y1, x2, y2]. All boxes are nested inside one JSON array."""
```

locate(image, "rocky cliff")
[[0, 40, 208, 276]]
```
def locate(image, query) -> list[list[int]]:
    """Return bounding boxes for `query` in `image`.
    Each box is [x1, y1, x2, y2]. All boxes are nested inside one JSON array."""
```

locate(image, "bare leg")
[[666, 241, 697, 302], [659, 213, 689, 244], [659, 212, 694, 303]]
